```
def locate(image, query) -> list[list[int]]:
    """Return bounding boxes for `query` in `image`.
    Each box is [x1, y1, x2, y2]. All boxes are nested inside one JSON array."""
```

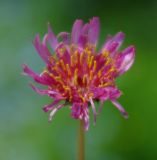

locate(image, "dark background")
[[0, 0, 157, 159]]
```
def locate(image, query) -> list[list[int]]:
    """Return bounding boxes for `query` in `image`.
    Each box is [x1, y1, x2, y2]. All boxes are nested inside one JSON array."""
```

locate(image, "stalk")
[[78, 120, 85, 160]]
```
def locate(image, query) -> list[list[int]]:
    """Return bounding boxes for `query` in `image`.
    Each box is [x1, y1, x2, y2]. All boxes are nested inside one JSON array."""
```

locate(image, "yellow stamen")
[[42, 69, 48, 74], [74, 50, 78, 58], [52, 66, 60, 76], [55, 76, 61, 81], [102, 50, 109, 57], [93, 60, 97, 72], [80, 95, 86, 103], [74, 68, 78, 85], [60, 59, 66, 71], [66, 64, 71, 76], [63, 85, 72, 102], [106, 67, 115, 74], [49, 73, 55, 79], [88, 56, 94, 68], [70, 55, 74, 67], [88, 93, 94, 98], [89, 70, 93, 81], [83, 74, 87, 84], [63, 85, 70, 92], [49, 56, 55, 63], [98, 70, 102, 78], [50, 74, 64, 85], [105, 58, 112, 66], [56, 61, 59, 66], [80, 52, 84, 64], [86, 49, 91, 63], [99, 81, 113, 88]]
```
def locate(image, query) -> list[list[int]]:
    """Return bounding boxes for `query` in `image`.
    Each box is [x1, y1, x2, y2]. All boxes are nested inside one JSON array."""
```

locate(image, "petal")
[[83, 105, 89, 131], [33, 34, 51, 64], [83, 114, 89, 131], [108, 87, 122, 99], [89, 98, 97, 125], [81, 23, 90, 34], [113, 32, 125, 46], [102, 32, 125, 56], [88, 17, 100, 45], [78, 35, 88, 48], [55, 43, 70, 63], [29, 83, 49, 95], [71, 19, 83, 44], [101, 34, 113, 50], [77, 23, 90, 47], [43, 100, 60, 112], [57, 32, 70, 44], [29, 83, 59, 96], [92, 86, 121, 100], [22, 64, 50, 85], [111, 100, 128, 118], [98, 100, 105, 114], [47, 23, 58, 50], [41, 34, 52, 56], [71, 103, 83, 119], [115, 46, 135, 76], [48, 104, 64, 122], [29, 83, 64, 100]]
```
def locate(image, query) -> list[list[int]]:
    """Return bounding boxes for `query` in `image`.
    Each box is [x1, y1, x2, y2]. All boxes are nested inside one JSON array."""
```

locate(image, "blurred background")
[[0, 0, 157, 159]]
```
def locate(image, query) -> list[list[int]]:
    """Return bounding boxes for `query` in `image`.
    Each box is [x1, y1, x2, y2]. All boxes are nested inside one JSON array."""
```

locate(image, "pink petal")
[[88, 17, 100, 45], [29, 83, 58, 96], [48, 104, 64, 122], [113, 32, 125, 46], [78, 35, 88, 48], [33, 34, 51, 64], [71, 19, 83, 44], [77, 23, 90, 47], [102, 32, 125, 56], [92, 86, 121, 101], [57, 32, 70, 44], [43, 100, 60, 112], [29, 83, 49, 95], [111, 100, 128, 118], [89, 98, 97, 125], [22, 64, 50, 85], [98, 100, 105, 114], [71, 103, 83, 119], [84, 115, 89, 131], [81, 23, 90, 34], [29, 83, 65, 100], [108, 87, 122, 99], [116, 46, 135, 76], [83, 106, 89, 131], [47, 23, 58, 50]]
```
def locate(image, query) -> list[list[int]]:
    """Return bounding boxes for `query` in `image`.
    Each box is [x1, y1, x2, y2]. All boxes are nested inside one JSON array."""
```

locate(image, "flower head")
[[23, 17, 135, 131]]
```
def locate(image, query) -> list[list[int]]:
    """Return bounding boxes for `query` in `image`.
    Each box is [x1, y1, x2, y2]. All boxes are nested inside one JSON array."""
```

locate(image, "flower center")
[[43, 45, 117, 103]]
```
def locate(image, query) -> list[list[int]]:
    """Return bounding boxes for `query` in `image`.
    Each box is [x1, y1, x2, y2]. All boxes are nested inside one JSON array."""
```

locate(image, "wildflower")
[[23, 17, 135, 130]]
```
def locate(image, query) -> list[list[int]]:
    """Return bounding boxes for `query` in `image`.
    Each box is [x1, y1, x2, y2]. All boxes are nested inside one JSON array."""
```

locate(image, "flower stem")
[[78, 120, 85, 160]]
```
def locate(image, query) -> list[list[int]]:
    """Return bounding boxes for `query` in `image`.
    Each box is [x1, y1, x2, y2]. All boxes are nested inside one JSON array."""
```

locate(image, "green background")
[[0, 0, 157, 159]]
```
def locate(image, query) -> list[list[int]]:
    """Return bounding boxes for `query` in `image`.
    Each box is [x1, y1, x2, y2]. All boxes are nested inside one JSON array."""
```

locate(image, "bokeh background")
[[0, 0, 157, 159]]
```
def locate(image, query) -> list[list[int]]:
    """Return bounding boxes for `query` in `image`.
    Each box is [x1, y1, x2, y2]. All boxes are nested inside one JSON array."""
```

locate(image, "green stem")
[[78, 120, 85, 160]]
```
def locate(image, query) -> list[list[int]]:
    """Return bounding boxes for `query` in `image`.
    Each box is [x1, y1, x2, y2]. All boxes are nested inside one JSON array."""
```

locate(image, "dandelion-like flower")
[[23, 17, 135, 130]]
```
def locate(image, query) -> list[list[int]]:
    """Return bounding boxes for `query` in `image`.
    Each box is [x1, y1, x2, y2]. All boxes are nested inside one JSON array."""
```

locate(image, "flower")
[[23, 17, 135, 131]]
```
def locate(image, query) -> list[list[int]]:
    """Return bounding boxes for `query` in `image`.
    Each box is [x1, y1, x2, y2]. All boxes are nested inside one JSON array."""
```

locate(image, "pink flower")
[[23, 17, 135, 131]]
